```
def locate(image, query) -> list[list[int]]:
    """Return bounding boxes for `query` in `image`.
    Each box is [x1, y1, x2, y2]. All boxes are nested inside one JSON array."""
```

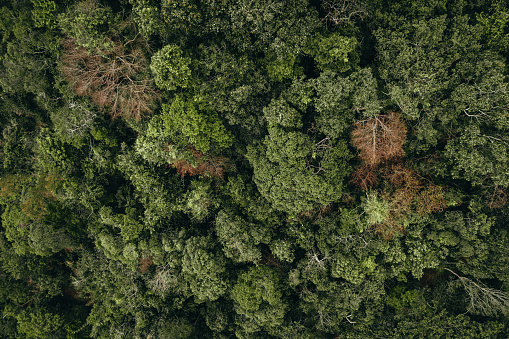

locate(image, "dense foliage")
[[1, 0, 509, 337]]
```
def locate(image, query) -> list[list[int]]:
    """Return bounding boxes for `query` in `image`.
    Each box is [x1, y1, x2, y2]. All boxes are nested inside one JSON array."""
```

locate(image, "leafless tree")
[[445, 268, 509, 317], [61, 37, 158, 121], [305, 250, 331, 271], [485, 184, 508, 210], [149, 264, 179, 296], [321, 0, 368, 27], [351, 111, 407, 166]]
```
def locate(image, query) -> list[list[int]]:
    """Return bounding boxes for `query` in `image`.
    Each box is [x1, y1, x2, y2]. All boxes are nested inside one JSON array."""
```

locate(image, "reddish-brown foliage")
[[349, 159, 447, 239], [61, 37, 158, 121], [349, 113, 447, 239], [385, 187, 415, 220], [350, 164, 379, 190], [415, 185, 447, 215], [374, 219, 406, 240], [168, 145, 229, 179], [384, 162, 420, 189], [380, 162, 447, 219], [351, 111, 407, 166], [139, 256, 153, 273]]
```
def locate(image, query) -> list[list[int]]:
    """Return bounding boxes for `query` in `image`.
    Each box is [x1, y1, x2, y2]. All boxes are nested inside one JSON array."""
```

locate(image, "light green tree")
[[161, 95, 234, 153], [305, 32, 359, 73], [150, 44, 192, 91]]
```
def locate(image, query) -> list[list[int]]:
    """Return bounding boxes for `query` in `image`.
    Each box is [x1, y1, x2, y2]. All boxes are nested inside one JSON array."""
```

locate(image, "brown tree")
[[350, 113, 446, 239], [166, 145, 229, 180], [351, 111, 407, 166], [350, 164, 379, 190], [139, 256, 153, 273], [351, 160, 447, 239], [61, 36, 158, 120]]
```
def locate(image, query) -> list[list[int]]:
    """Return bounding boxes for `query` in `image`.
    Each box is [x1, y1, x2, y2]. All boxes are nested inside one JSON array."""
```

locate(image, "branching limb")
[[445, 268, 509, 317]]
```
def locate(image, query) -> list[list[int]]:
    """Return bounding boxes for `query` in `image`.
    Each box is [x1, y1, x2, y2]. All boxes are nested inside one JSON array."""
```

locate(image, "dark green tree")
[[231, 266, 287, 335]]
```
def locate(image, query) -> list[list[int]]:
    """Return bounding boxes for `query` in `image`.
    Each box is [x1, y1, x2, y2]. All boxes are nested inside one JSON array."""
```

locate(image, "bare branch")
[[61, 37, 159, 121], [321, 0, 368, 26], [445, 268, 509, 317], [345, 314, 356, 324]]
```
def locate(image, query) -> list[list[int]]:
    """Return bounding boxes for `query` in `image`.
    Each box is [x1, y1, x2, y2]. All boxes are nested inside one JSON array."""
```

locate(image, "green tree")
[[442, 124, 509, 187], [215, 210, 265, 263], [202, 0, 321, 57], [246, 130, 315, 215], [192, 43, 270, 140], [305, 32, 359, 73], [181, 236, 228, 303], [179, 180, 219, 221], [0, 3, 60, 97], [116, 145, 184, 226], [439, 52, 509, 187], [128, 0, 165, 38], [246, 125, 351, 215], [161, 0, 202, 36], [57, 0, 115, 52], [160, 95, 234, 153], [263, 53, 304, 83], [99, 206, 144, 242], [14, 306, 65, 338], [0, 120, 35, 173], [375, 14, 485, 153], [231, 266, 287, 334], [30, 0, 57, 28], [150, 44, 192, 91], [476, 0, 509, 58], [313, 69, 381, 139]]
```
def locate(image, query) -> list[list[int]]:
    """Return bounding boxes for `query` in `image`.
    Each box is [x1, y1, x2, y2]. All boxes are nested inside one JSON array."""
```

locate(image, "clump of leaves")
[[362, 191, 389, 226], [160, 95, 234, 153], [150, 44, 192, 91], [58, 0, 115, 52]]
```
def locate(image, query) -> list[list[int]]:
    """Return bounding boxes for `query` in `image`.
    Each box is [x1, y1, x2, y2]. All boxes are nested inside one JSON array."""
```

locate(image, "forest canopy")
[[0, 0, 509, 337]]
